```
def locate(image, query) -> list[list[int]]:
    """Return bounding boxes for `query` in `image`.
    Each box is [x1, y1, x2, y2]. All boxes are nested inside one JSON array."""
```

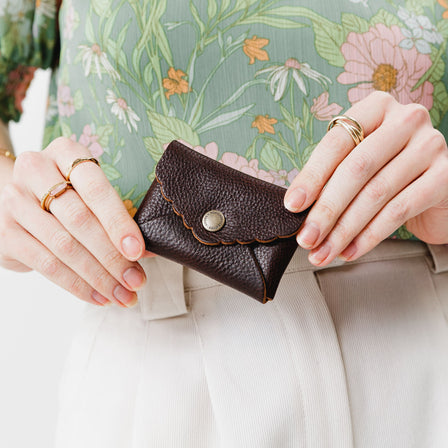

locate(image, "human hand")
[[284, 91, 448, 267], [0, 137, 151, 307]]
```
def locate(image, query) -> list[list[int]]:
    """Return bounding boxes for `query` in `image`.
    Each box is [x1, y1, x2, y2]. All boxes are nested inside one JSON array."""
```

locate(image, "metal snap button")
[[202, 210, 225, 232]]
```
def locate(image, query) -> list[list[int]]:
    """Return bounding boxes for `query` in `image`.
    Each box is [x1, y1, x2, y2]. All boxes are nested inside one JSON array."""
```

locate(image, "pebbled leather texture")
[[135, 140, 310, 303]]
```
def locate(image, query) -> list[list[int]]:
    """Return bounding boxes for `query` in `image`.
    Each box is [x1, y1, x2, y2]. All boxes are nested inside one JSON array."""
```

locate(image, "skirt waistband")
[[183, 239, 429, 292], [137, 239, 438, 321]]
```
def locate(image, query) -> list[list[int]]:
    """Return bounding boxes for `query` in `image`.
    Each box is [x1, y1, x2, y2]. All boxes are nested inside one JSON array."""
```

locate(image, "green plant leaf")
[[404, 0, 430, 15], [412, 42, 446, 91], [266, 7, 346, 66], [116, 19, 131, 51], [341, 13, 369, 34], [92, 0, 112, 18], [132, 44, 145, 75], [245, 137, 258, 159], [61, 122, 72, 138], [97, 124, 114, 148], [43, 125, 55, 148], [148, 170, 156, 183], [107, 38, 127, 68], [143, 136, 164, 161], [73, 90, 84, 111], [369, 9, 402, 28], [103, 6, 121, 42], [220, 79, 266, 108], [302, 99, 310, 129], [437, 19, 448, 39], [101, 163, 122, 181], [207, 0, 217, 19], [112, 150, 122, 165], [239, 15, 308, 29], [301, 143, 316, 166], [220, 0, 232, 13], [279, 104, 294, 126], [188, 94, 204, 128], [260, 141, 282, 171], [264, 136, 296, 156], [85, 13, 95, 42], [155, 23, 173, 66], [233, 0, 260, 13], [143, 62, 154, 88], [429, 81, 448, 127], [196, 104, 254, 134], [190, 1, 206, 35], [147, 111, 200, 146]]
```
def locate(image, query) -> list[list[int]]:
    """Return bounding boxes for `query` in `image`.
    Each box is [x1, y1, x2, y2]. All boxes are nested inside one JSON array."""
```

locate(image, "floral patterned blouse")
[[1, 0, 448, 240]]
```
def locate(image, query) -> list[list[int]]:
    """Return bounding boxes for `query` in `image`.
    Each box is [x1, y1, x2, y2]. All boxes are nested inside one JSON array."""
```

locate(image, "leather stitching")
[[155, 175, 301, 247]]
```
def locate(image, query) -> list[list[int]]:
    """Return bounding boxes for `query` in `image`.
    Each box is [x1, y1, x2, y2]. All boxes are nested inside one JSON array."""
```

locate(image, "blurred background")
[[0, 69, 85, 448]]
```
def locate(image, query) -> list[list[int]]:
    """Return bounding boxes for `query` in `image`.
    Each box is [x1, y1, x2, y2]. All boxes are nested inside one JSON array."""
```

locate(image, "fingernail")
[[284, 187, 306, 212], [309, 241, 332, 265], [297, 222, 320, 249], [91, 291, 112, 306], [123, 267, 146, 291], [338, 242, 357, 261], [121, 236, 143, 260], [114, 285, 138, 307]]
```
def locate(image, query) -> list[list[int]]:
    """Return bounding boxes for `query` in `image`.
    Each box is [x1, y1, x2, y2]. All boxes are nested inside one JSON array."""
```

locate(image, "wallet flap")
[[155, 141, 308, 245]]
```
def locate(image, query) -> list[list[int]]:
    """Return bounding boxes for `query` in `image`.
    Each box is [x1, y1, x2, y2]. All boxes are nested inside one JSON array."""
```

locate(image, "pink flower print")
[[70, 125, 104, 158], [57, 85, 75, 117], [310, 92, 343, 121], [79, 125, 104, 158], [269, 168, 300, 187], [337, 24, 434, 109], [64, 3, 76, 40], [220, 152, 274, 183], [162, 140, 219, 160], [192, 142, 219, 160]]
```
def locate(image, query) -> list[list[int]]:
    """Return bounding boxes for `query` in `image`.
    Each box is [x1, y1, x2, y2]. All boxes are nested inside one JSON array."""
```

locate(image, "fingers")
[[1, 219, 110, 307], [47, 137, 145, 261], [284, 91, 393, 212], [282, 89, 444, 266], [295, 103, 428, 252], [7, 185, 139, 307], [338, 166, 446, 263], [10, 139, 147, 307], [12, 144, 146, 305], [304, 134, 435, 266]]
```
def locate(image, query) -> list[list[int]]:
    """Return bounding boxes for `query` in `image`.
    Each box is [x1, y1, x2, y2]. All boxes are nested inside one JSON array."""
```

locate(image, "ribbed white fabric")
[[54, 240, 448, 448]]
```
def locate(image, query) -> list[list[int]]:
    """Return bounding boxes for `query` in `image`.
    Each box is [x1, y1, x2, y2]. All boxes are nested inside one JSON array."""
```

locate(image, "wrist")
[[0, 148, 16, 161]]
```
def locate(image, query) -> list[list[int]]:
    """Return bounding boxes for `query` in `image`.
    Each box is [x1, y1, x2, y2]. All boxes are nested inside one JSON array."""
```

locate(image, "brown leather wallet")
[[134, 140, 310, 303]]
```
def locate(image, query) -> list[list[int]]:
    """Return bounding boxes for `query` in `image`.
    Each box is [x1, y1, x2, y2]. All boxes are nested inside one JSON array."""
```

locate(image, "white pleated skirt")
[[54, 239, 448, 448]]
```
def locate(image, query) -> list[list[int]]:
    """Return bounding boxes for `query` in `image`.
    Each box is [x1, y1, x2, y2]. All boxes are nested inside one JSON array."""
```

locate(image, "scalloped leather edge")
[[155, 174, 301, 247]]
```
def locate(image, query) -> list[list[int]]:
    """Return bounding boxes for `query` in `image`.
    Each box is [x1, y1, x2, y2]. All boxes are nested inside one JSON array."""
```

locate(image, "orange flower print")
[[163, 68, 190, 99], [123, 199, 137, 218], [438, 0, 448, 18], [243, 36, 269, 65], [252, 115, 277, 134]]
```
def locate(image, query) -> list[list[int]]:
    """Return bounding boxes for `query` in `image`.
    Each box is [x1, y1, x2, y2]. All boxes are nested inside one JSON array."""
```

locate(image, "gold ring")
[[65, 157, 100, 182], [327, 115, 365, 146], [40, 181, 73, 213]]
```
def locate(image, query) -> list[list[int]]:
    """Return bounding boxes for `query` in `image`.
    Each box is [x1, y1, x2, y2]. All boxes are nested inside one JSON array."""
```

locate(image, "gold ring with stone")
[[40, 181, 73, 213], [327, 115, 365, 146], [65, 157, 100, 182]]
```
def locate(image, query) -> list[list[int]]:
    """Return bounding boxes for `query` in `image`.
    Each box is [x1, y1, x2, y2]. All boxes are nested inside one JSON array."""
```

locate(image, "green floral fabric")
[[2, 0, 448, 240]]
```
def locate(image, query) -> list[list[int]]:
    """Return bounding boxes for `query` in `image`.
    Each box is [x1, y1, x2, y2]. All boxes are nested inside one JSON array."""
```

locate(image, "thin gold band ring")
[[40, 181, 73, 213], [327, 115, 365, 146], [65, 157, 100, 182]]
